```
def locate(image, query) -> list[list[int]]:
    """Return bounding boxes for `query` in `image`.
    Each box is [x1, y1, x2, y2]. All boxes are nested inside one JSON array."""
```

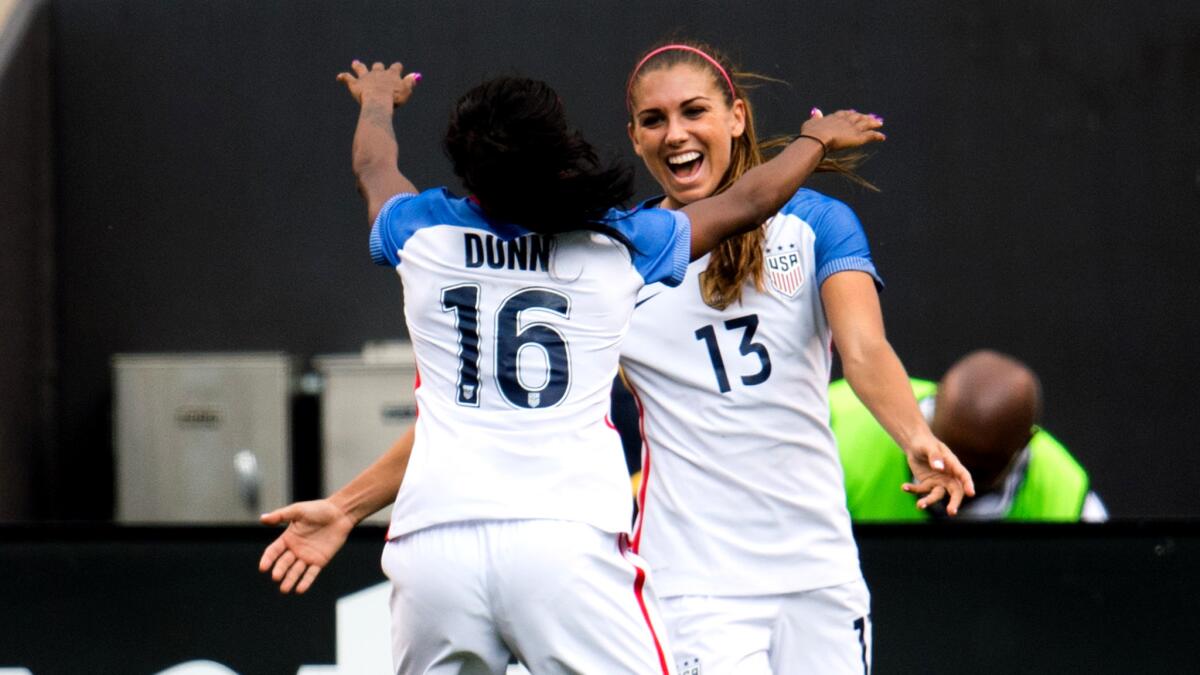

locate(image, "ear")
[[730, 98, 747, 138], [627, 121, 644, 158]]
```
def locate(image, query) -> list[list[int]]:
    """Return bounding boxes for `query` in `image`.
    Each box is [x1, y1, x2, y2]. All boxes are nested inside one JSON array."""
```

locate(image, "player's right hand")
[[336, 60, 420, 107], [258, 499, 356, 594], [799, 108, 886, 152], [901, 434, 976, 516]]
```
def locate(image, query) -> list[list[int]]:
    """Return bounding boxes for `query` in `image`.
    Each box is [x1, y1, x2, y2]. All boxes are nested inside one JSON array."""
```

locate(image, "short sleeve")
[[809, 198, 883, 289], [369, 192, 422, 267], [608, 207, 692, 287]]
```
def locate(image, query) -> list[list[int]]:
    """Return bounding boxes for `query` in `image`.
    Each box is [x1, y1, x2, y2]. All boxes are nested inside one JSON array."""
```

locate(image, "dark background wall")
[[42, 0, 1200, 519], [0, 0, 53, 520]]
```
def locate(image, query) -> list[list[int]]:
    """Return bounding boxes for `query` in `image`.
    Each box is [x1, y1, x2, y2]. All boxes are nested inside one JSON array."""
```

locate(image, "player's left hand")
[[336, 60, 420, 107], [258, 499, 355, 594], [799, 108, 886, 152], [901, 435, 976, 516]]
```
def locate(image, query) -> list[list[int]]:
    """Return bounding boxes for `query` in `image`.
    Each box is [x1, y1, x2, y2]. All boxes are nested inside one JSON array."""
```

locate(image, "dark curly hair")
[[444, 77, 636, 246]]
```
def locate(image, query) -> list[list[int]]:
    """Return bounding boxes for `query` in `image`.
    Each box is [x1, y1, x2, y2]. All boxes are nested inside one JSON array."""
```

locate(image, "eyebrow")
[[635, 95, 713, 117]]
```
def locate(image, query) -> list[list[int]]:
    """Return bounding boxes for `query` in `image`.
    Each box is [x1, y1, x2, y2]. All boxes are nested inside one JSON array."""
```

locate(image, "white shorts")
[[381, 519, 675, 675], [662, 578, 872, 675]]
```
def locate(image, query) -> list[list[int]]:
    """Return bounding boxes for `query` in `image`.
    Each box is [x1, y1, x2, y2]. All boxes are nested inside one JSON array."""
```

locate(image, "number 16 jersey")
[[369, 188, 691, 539]]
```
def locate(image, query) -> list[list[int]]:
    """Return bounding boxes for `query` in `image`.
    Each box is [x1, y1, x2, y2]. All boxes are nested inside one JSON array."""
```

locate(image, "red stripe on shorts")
[[621, 534, 670, 675], [412, 366, 421, 417]]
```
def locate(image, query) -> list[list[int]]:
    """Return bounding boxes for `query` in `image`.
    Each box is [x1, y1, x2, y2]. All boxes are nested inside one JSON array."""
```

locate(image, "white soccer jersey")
[[622, 188, 880, 598], [369, 188, 691, 538]]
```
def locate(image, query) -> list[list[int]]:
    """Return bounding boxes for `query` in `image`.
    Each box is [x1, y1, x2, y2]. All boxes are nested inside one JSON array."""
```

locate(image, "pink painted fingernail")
[[413, 72, 423, 83], [810, 107, 822, 117], [933, 459, 945, 470]]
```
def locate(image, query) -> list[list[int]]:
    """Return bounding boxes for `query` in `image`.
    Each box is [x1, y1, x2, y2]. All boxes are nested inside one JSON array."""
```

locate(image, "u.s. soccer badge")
[[765, 247, 804, 297]]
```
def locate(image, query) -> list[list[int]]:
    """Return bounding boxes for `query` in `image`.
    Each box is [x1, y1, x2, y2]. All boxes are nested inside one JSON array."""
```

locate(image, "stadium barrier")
[[0, 522, 1195, 674]]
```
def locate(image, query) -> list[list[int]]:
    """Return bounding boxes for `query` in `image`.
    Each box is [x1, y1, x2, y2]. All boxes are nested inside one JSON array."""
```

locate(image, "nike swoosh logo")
[[634, 292, 663, 309]]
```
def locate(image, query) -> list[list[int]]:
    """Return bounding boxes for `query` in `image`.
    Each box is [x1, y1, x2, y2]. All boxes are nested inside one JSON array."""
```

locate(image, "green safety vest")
[[829, 378, 1089, 522]]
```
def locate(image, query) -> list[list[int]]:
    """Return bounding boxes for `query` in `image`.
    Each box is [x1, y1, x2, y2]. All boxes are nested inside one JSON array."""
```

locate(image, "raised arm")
[[258, 424, 415, 593], [821, 272, 976, 515], [682, 110, 884, 260], [336, 60, 421, 224]]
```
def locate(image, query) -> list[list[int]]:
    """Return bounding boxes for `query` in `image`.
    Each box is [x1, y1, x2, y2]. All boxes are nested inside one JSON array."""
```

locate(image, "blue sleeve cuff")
[[817, 256, 883, 289], [368, 193, 419, 267], [368, 224, 388, 266], [661, 210, 692, 288]]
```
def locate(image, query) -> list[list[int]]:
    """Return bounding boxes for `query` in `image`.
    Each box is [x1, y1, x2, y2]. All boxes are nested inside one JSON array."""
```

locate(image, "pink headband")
[[626, 44, 736, 112]]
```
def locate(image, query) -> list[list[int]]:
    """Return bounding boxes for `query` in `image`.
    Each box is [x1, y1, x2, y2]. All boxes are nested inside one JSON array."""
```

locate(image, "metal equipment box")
[[112, 352, 292, 523], [314, 344, 417, 524]]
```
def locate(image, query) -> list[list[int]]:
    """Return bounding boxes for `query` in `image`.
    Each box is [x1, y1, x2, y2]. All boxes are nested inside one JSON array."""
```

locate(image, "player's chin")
[[669, 185, 715, 208]]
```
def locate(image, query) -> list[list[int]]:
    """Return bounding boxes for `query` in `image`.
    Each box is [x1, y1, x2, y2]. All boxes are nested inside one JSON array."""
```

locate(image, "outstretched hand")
[[258, 499, 356, 594], [336, 60, 420, 107], [901, 435, 977, 516], [800, 108, 886, 152]]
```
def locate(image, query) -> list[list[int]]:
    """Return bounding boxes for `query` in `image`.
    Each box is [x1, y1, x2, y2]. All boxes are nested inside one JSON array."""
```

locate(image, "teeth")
[[667, 151, 701, 165]]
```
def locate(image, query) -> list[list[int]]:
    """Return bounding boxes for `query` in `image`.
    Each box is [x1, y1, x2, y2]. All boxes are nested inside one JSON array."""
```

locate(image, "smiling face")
[[628, 63, 746, 210]]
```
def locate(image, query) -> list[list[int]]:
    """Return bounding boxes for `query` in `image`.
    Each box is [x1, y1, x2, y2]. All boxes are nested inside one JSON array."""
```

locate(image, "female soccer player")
[[619, 42, 975, 674], [259, 59, 885, 674]]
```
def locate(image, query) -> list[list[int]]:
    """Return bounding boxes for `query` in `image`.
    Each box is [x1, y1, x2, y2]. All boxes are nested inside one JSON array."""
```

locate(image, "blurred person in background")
[[832, 349, 1106, 522]]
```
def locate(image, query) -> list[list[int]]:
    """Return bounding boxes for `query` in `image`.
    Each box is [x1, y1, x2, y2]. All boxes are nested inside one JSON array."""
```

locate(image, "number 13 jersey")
[[621, 189, 881, 597], [370, 188, 691, 539]]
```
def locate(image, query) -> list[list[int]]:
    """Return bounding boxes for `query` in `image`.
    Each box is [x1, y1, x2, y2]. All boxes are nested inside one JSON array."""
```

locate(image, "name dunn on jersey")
[[464, 232, 552, 272]]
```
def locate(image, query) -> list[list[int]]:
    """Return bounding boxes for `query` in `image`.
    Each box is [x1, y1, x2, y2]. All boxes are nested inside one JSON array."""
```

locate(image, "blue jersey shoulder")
[[778, 188, 857, 229], [780, 188, 882, 288], [603, 204, 691, 287], [369, 188, 532, 267], [369, 189, 689, 285]]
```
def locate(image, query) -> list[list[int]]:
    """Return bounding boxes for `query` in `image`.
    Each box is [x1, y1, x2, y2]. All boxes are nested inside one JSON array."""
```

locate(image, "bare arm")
[[336, 60, 421, 224], [328, 423, 414, 523], [822, 272, 976, 514], [258, 424, 415, 593], [682, 110, 884, 260]]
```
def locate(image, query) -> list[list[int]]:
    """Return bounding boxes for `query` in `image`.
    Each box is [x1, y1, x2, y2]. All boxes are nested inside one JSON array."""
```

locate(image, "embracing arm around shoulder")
[[822, 271, 976, 513], [683, 110, 884, 260], [336, 60, 421, 224]]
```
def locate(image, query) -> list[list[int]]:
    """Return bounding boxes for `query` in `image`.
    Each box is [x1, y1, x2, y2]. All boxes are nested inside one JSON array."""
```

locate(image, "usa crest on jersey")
[[765, 247, 804, 297]]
